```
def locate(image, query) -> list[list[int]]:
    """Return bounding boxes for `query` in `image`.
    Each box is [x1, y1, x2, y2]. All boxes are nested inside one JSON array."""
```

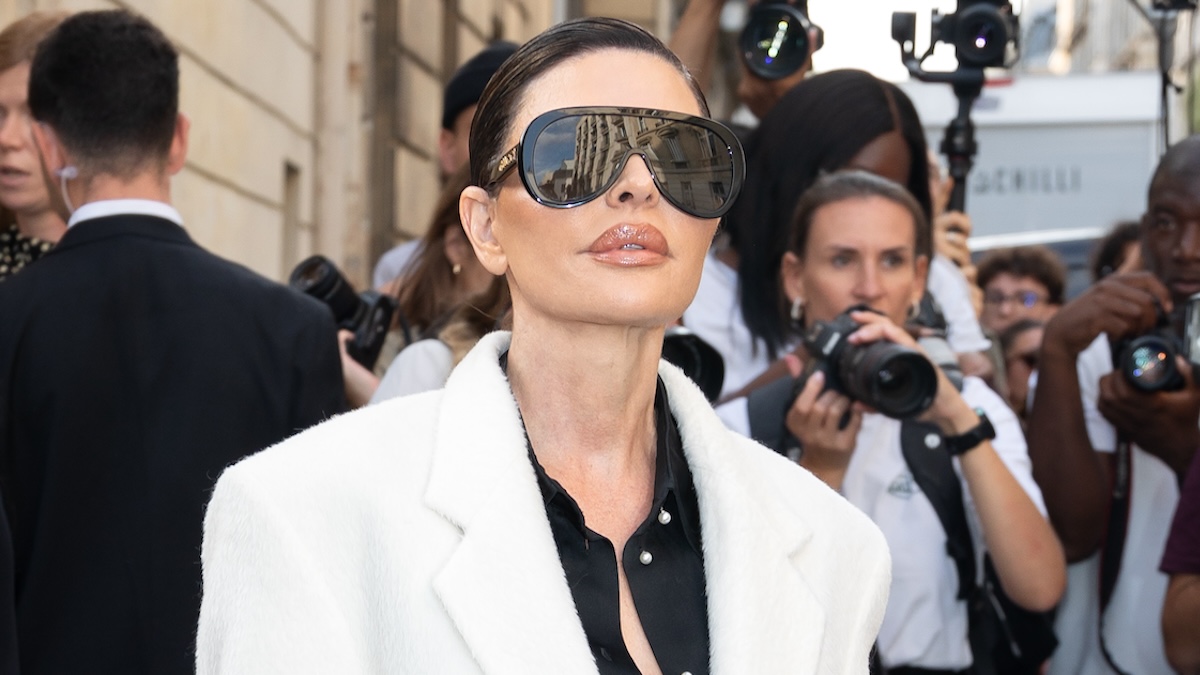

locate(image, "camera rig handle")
[[893, 11, 989, 213]]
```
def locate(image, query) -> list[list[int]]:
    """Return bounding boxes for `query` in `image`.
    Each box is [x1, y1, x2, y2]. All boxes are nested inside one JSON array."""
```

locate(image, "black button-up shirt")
[[528, 377, 711, 675]]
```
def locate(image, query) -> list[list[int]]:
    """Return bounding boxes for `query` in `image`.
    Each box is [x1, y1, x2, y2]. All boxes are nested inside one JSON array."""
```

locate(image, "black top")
[[528, 376, 711, 675], [0, 223, 54, 281]]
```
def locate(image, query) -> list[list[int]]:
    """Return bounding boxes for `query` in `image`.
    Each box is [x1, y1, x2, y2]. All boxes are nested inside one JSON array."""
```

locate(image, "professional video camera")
[[893, 1, 1019, 213], [1111, 294, 1200, 392], [289, 255, 397, 370], [739, 0, 824, 80], [793, 306, 938, 420]]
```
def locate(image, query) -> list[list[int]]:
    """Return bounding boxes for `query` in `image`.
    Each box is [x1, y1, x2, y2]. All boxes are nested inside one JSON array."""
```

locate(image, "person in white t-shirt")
[[1028, 136, 1200, 675], [778, 171, 1065, 672]]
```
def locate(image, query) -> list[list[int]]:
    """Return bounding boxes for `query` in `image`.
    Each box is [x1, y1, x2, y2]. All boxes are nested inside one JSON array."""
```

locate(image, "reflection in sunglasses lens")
[[530, 112, 735, 217]]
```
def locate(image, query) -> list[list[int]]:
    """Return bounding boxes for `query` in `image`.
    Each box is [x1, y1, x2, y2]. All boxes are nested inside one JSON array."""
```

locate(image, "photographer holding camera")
[[1027, 137, 1200, 675], [775, 171, 1064, 674]]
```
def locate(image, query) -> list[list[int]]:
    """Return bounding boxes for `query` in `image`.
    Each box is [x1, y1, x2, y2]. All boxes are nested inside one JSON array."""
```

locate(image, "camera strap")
[[1096, 438, 1134, 675], [899, 420, 1058, 675]]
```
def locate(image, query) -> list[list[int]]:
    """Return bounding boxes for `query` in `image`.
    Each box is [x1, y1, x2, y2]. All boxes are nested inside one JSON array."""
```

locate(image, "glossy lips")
[[587, 223, 669, 266]]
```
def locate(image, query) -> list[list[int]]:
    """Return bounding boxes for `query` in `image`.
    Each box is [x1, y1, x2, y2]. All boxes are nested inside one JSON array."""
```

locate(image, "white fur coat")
[[196, 331, 890, 674]]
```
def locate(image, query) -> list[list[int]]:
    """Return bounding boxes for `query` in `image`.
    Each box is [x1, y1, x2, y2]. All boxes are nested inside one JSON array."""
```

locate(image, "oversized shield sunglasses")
[[483, 107, 746, 219]]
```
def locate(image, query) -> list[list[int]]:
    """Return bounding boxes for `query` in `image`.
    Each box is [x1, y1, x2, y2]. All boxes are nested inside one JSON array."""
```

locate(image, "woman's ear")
[[780, 250, 806, 305], [459, 185, 508, 276], [912, 253, 930, 307]]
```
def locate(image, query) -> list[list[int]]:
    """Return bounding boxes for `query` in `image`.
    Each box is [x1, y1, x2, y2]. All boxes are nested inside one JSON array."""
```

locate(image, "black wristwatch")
[[942, 408, 996, 456]]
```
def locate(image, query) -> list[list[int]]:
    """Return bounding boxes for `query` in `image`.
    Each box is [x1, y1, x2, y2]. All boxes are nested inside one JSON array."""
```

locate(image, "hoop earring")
[[790, 297, 805, 323]]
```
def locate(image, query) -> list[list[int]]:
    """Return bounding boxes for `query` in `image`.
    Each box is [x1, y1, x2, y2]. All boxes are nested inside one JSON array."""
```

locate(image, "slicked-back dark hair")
[[28, 10, 178, 177], [468, 16, 708, 191], [732, 69, 932, 359]]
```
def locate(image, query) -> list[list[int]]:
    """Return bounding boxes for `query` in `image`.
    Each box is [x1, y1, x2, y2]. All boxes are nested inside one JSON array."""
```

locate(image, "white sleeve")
[[369, 339, 455, 405], [1076, 334, 1118, 454], [927, 255, 991, 353], [196, 467, 360, 674], [371, 240, 423, 289]]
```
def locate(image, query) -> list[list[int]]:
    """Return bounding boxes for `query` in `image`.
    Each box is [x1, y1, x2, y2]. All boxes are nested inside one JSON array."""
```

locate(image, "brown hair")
[[394, 165, 477, 336], [437, 277, 512, 365], [0, 11, 67, 72], [976, 245, 1067, 305]]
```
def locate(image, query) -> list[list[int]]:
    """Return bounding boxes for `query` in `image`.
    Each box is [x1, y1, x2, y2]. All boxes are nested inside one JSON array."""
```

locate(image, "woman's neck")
[[506, 317, 664, 480], [16, 208, 67, 244]]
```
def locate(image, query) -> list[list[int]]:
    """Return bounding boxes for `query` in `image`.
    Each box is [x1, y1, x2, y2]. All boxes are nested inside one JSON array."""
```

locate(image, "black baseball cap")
[[442, 41, 518, 130]]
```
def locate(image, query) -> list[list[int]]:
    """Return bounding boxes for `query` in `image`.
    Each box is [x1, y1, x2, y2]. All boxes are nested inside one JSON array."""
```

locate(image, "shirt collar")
[[67, 199, 184, 228]]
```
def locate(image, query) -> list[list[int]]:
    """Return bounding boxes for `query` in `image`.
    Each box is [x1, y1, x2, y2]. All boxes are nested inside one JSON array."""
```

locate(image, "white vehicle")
[[899, 70, 1162, 297]]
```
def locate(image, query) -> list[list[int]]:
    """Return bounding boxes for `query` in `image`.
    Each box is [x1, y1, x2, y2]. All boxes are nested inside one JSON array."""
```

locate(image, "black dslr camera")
[[794, 307, 938, 420], [739, 0, 824, 81], [289, 255, 397, 370], [1111, 295, 1200, 392], [930, 1, 1019, 70]]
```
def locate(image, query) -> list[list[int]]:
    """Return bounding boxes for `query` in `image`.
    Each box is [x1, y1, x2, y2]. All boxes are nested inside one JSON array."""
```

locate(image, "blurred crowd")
[[1, 3, 1199, 675]]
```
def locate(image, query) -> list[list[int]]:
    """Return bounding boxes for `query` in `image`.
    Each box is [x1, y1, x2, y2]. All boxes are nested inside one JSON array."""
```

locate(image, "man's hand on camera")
[[1097, 356, 1200, 479], [786, 370, 863, 491], [1044, 272, 1172, 358]]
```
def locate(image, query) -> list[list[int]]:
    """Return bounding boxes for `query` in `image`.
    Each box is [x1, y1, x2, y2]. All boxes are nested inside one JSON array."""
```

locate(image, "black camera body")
[[739, 0, 824, 81], [795, 308, 938, 420], [931, 1, 1019, 69], [289, 255, 397, 370]]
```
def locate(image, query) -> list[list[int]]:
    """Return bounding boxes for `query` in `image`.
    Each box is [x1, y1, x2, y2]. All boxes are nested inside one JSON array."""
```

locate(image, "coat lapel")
[[661, 364, 827, 675], [424, 332, 599, 675]]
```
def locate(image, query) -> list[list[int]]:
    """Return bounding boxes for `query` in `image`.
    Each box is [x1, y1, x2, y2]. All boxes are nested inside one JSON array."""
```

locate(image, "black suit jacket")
[[0, 214, 347, 675]]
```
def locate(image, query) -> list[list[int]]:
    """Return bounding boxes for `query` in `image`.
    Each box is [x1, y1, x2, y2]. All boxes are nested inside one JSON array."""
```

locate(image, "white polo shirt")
[[841, 377, 1045, 670], [1044, 334, 1178, 675]]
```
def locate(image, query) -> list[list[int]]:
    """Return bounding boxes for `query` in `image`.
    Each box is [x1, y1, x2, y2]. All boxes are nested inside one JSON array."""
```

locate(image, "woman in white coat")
[[196, 17, 890, 675]]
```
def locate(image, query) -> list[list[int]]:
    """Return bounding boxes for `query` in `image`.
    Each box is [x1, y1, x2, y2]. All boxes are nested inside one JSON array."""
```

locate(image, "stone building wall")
[[0, 0, 688, 287]]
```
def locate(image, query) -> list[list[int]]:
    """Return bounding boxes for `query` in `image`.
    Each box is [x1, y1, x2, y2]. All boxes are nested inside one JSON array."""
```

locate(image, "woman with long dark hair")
[[197, 18, 889, 674]]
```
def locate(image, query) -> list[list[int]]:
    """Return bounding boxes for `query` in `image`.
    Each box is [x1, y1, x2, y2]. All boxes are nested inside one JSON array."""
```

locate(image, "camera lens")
[[953, 4, 1011, 68], [739, 5, 814, 80], [288, 255, 364, 325], [839, 342, 937, 419], [1120, 335, 1184, 392]]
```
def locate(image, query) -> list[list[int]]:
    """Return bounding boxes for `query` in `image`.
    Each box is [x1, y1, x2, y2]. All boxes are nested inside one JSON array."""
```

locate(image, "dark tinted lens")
[[528, 112, 735, 217], [528, 115, 597, 204], [639, 117, 735, 217]]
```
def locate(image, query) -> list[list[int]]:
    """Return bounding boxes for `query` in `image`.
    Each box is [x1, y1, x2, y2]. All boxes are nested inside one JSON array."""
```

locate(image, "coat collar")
[[425, 331, 825, 674]]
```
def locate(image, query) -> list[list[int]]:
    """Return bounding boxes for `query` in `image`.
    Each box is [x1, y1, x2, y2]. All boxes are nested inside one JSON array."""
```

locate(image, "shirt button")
[[682, 672, 693, 675], [924, 433, 941, 449], [658, 508, 672, 525], [639, 550, 653, 565]]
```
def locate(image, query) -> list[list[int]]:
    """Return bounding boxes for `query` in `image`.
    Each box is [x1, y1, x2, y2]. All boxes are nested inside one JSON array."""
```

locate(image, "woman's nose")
[[604, 153, 659, 210]]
